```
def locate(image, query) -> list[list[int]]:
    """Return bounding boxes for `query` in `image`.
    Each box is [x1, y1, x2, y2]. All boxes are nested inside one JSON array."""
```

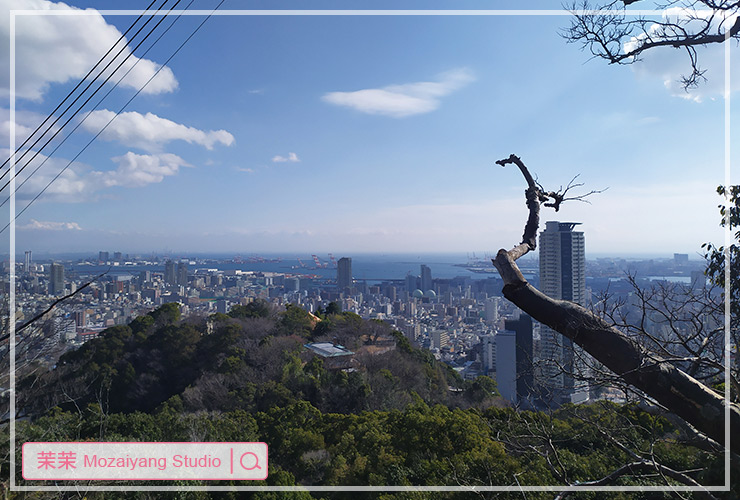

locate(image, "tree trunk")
[[492, 154, 739, 454]]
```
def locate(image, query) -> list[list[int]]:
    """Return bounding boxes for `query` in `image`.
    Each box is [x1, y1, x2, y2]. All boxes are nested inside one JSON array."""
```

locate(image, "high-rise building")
[[405, 273, 418, 292], [177, 261, 188, 287], [99, 251, 109, 263], [505, 314, 535, 407], [164, 260, 176, 286], [484, 297, 499, 325], [538, 221, 586, 406], [284, 277, 300, 292], [496, 330, 517, 404], [49, 262, 64, 295], [431, 329, 449, 350], [24, 250, 31, 273], [480, 333, 496, 375], [337, 257, 352, 291], [75, 310, 88, 329], [420, 264, 432, 292], [139, 270, 151, 286]]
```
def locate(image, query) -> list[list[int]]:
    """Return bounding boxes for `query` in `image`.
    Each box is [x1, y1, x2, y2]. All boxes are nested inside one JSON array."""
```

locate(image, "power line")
[[1, 0, 225, 235], [0, 0, 188, 210], [0, 0, 182, 194], [0, 0, 164, 178]]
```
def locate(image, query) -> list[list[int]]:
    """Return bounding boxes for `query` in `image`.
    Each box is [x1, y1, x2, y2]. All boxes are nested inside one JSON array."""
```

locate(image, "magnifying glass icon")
[[239, 452, 261, 470]]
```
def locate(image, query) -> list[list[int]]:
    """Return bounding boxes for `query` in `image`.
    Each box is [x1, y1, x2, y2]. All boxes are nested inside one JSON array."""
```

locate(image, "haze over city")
[[1, 1, 737, 256]]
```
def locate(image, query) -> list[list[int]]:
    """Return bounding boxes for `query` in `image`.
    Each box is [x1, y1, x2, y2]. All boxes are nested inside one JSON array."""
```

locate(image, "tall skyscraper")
[[420, 264, 432, 292], [337, 257, 352, 291], [99, 251, 109, 263], [538, 221, 586, 406], [405, 273, 418, 292], [496, 330, 516, 404], [505, 314, 535, 407], [24, 250, 32, 273], [177, 261, 188, 287], [49, 262, 64, 296], [164, 260, 176, 286]]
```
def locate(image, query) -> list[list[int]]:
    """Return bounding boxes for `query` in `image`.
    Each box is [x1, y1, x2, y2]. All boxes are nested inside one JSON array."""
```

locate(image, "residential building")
[[337, 257, 352, 291], [165, 260, 176, 286], [177, 261, 188, 287], [496, 330, 516, 404], [538, 221, 587, 406], [49, 262, 64, 296], [505, 313, 535, 407], [420, 264, 432, 292]]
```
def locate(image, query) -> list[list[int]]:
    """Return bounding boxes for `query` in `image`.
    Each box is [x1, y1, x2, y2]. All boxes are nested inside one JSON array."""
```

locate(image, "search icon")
[[240, 452, 261, 471]]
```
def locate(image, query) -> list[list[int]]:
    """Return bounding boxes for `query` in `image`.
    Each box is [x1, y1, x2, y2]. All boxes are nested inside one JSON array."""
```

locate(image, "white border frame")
[[7, 8, 733, 494]]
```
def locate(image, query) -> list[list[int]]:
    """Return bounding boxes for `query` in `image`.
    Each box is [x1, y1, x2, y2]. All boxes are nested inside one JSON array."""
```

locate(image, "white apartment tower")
[[538, 221, 586, 406]]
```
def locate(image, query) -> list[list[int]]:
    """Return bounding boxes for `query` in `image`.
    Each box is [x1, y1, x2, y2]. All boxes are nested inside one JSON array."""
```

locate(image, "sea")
[[67, 253, 524, 283]]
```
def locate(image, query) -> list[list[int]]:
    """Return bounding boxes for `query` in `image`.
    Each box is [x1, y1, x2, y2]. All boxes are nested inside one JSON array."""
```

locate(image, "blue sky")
[[1, 1, 737, 256]]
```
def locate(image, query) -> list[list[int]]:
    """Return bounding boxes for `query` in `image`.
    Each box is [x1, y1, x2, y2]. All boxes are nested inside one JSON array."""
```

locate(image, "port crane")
[[312, 254, 328, 269]]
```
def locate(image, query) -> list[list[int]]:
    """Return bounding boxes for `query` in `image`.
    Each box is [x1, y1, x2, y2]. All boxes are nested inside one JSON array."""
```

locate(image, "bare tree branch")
[[553, 460, 718, 499], [564, 0, 740, 90], [491, 154, 740, 454]]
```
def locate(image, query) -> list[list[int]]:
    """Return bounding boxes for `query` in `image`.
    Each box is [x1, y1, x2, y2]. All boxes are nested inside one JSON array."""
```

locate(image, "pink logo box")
[[22, 442, 268, 481]]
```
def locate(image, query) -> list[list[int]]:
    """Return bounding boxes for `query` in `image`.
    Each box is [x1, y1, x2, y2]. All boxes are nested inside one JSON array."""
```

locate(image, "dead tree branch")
[[491, 154, 740, 454], [565, 1, 740, 90], [553, 460, 718, 499]]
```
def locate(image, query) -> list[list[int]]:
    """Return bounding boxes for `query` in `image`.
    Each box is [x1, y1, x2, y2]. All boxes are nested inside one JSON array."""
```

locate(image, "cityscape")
[[6, 220, 711, 411], [2, 0, 737, 492]]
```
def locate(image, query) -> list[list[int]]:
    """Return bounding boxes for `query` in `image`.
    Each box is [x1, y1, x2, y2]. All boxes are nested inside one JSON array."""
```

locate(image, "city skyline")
[[2, 1, 737, 255]]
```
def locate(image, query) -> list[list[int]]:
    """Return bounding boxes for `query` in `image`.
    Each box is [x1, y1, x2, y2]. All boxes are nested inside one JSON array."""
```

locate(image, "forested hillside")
[[3, 302, 730, 498]]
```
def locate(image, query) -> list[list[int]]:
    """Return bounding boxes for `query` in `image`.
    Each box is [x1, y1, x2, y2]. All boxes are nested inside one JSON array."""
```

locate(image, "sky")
[[1, 0, 738, 257]]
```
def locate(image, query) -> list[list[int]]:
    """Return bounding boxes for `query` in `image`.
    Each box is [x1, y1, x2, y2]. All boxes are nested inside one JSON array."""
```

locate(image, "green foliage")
[[703, 185, 740, 321], [13, 300, 724, 493], [391, 329, 412, 353], [229, 299, 271, 319], [129, 313, 154, 335], [325, 301, 341, 315], [9, 392, 717, 492], [149, 302, 181, 325], [209, 311, 230, 323], [464, 375, 500, 403], [277, 304, 315, 338]]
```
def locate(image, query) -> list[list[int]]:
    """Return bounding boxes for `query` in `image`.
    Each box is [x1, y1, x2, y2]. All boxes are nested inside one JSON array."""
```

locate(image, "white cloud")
[[0, 107, 59, 147], [10, 151, 91, 202], [236, 167, 255, 173], [1, 0, 178, 101], [81, 110, 235, 151], [272, 152, 300, 163], [0, 0, 177, 100], [624, 10, 740, 101], [322, 68, 475, 118], [18, 219, 81, 230], [93, 152, 190, 188], [6, 148, 190, 202]]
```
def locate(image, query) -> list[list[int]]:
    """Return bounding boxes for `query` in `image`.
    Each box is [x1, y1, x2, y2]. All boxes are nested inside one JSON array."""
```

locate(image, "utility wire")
[[1, 0, 225, 235], [1, 0, 185, 204], [1, 0, 165, 179], [0, 0, 181, 194]]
